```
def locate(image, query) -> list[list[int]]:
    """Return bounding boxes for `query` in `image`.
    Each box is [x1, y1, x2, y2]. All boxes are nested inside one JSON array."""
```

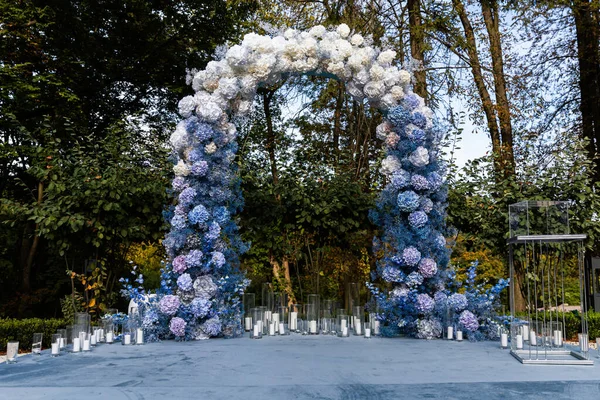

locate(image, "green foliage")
[[0, 318, 67, 352]]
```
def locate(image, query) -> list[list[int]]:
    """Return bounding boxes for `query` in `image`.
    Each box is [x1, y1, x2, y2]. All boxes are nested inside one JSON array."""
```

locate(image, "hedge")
[[517, 311, 600, 341], [0, 318, 67, 352]]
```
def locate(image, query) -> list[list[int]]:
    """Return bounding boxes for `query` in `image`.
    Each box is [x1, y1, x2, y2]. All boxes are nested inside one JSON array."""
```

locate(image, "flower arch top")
[[146, 24, 451, 341]]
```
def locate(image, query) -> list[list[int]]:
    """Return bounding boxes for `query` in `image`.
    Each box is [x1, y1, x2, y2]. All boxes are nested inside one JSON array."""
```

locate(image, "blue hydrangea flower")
[[415, 293, 435, 314], [170, 214, 187, 230], [447, 293, 468, 312], [213, 206, 230, 225], [159, 295, 180, 315], [408, 211, 428, 228], [402, 94, 420, 111], [459, 310, 479, 332], [402, 247, 421, 266], [411, 174, 429, 191], [191, 161, 209, 176], [187, 148, 204, 163], [211, 251, 226, 268], [418, 258, 437, 278], [185, 250, 203, 268], [205, 222, 221, 240], [405, 271, 424, 287], [193, 123, 215, 142], [397, 191, 420, 212], [190, 297, 211, 318], [177, 273, 193, 291], [169, 317, 187, 337], [387, 105, 412, 128], [178, 187, 197, 206], [172, 177, 188, 192], [201, 317, 222, 337], [411, 112, 427, 129], [390, 170, 411, 190], [188, 204, 209, 225], [382, 266, 405, 282]]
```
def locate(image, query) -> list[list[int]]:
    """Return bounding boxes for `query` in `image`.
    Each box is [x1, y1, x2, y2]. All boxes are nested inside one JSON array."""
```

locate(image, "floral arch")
[[142, 24, 452, 340]]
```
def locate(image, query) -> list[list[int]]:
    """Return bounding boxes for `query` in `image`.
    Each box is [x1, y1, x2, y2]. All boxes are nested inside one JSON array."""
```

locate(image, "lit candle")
[[447, 326, 454, 340], [106, 331, 114, 344], [501, 333, 508, 348], [73, 338, 81, 352], [373, 320, 380, 335], [456, 330, 463, 341], [136, 328, 144, 344], [529, 331, 537, 346], [365, 328, 371, 338], [51, 342, 60, 356], [290, 312, 298, 330], [253, 324, 259, 338], [244, 317, 252, 331], [83, 339, 90, 351], [279, 322, 285, 334], [309, 320, 317, 334], [90, 334, 97, 346], [516, 334, 523, 349], [124, 334, 131, 345]]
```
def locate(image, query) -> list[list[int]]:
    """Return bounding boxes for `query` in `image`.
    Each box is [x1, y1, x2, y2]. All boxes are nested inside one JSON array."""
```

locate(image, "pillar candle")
[[124, 334, 131, 345], [447, 326, 454, 340], [365, 328, 371, 338], [501, 333, 508, 348], [106, 331, 114, 344], [516, 334, 523, 349], [73, 338, 81, 352], [342, 326, 348, 336], [137, 328, 144, 344], [244, 317, 252, 331], [290, 312, 298, 330], [553, 330, 560, 346], [340, 319, 347, 331], [355, 322, 362, 335], [253, 324, 259, 338], [279, 323, 285, 334], [83, 339, 90, 351], [373, 320, 380, 335], [51, 342, 60, 356], [90, 334, 97, 346], [269, 322, 275, 336], [99, 328, 105, 341], [257, 320, 263, 334], [309, 320, 317, 334], [522, 325, 529, 341], [264, 311, 272, 322], [456, 330, 463, 341], [529, 331, 537, 346], [59, 337, 65, 349]]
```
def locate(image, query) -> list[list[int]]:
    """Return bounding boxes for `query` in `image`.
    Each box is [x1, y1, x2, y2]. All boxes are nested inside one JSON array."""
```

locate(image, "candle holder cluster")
[[507, 201, 593, 365]]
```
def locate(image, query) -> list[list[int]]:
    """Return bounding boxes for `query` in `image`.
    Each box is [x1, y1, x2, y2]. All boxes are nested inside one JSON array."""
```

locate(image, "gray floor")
[[1, 335, 599, 399]]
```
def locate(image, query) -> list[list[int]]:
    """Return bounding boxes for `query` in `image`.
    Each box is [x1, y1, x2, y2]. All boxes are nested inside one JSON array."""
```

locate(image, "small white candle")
[[90, 334, 97, 346], [272, 313, 280, 332], [257, 320, 263, 334], [501, 333, 508, 348], [342, 326, 348, 336], [264, 310, 272, 322], [522, 325, 529, 341], [530, 331, 537, 346], [244, 317, 252, 331], [557, 330, 563, 346], [99, 328, 105, 341], [355, 322, 362, 335], [580, 334, 589, 352], [83, 339, 90, 351], [124, 334, 131, 345], [341, 319, 347, 331], [51, 342, 60, 356], [279, 322, 285, 334], [290, 312, 298, 330], [373, 320, 380, 335], [106, 331, 114, 343], [456, 330, 463, 341], [553, 330, 560, 346], [59, 337, 65, 349], [309, 320, 317, 333], [136, 328, 144, 344], [365, 328, 371, 338], [73, 337, 81, 352], [516, 334, 523, 349], [447, 326, 454, 340], [253, 324, 259, 338]]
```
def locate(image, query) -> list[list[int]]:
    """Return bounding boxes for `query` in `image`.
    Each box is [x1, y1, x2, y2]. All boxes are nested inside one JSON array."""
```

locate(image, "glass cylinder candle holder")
[[65, 325, 73, 346], [353, 306, 363, 335], [71, 324, 83, 352], [51, 334, 61, 357], [596, 337, 600, 358], [57, 329, 67, 349], [32, 333, 43, 355], [456, 329, 464, 342], [258, 306, 268, 335], [243, 293, 255, 332], [104, 320, 115, 344], [550, 321, 563, 348], [75, 312, 91, 334], [369, 313, 381, 336], [6, 341, 19, 363], [337, 311, 349, 337], [289, 304, 301, 333], [579, 333, 589, 355], [300, 304, 309, 335], [278, 306, 288, 335], [262, 283, 273, 308], [510, 323, 524, 350], [251, 307, 263, 339], [500, 327, 508, 349], [307, 294, 320, 335], [364, 322, 372, 338]]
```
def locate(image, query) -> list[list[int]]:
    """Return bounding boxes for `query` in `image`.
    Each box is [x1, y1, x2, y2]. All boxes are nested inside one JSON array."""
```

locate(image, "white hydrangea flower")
[[205, 142, 217, 155], [335, 39, 353, 58], [346, 53, 363, 70], [377, 49, 397, 65], [173, 160, 190, 176], [192, 70, 208, 92], [309, 25, 326, 38], [390, 85, 405, 100], [399, 70, 412, 85], [239, 75, 258, 96], [299, 37, 318, 58], [226, 45, 250, 69], [383, 66, 400, 87], [409, 146, 430, 167], [203, 77, 219, 92], [376, 121, 393, 140], [197, 101, 222, 123], [178, 96, 196, 118], [327, 61, 346, 77], [216, 77, 240, 100], [350, 34, 364, 46], [363, 80, 385, 99], [337, 24, 351, 38], [284, 28, 297, 40], [381, 155, 401, 176], [380, 93, 397, 109], [355, 69, 370, 85], [234, 99, 252, 116], [170, 121, 189, 151], [370, 64, 385, 81]]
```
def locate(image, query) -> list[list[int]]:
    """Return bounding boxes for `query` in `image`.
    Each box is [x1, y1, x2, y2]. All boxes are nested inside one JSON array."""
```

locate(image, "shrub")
[[0, 318, 67, 352]]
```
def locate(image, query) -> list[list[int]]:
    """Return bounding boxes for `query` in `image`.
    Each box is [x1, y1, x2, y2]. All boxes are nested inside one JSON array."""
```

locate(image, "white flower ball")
[[383, 66, 400, 87], [380, 93, 397, 109], [327, 61, 345, 77], [173, 160, 190, 177], [381, 155, 401, 176], [239, 75, 258, 96], [284, 28, 297, 40], [409, 146, 430, 167], [390, 85, 405, 100], [363, 80, 385, 99], [351, 34, 364, 46], [192, 70, 208, 92], [335, 39, 353, 58], [370, 64, 385, 81], [377, 49, 397, 65], [170, 122, 189, 151], [178, 96, 196, 118], [355, 69, 370, 85], [309, 25, 326, 38], [234, 99, 252, 116], [216, 77, 240, 100], [197, 101, 223, 123], [205, 142, 217, 155], [399, 70, 412, 85], [337, 24, 351, 38], [299, 37, 318, 58], [376, 121, 393, 140], [347, 53, 363, 70], [226, 45, 250, 69]]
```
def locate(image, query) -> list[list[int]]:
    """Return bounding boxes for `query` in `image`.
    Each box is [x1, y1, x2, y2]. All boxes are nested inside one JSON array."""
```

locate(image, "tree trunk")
[[262, 90, 279, 186], [452, 0, 503, 177], [333, 81, 344, 164], [572, 0, 600, 181], [481, 0, 515, 176], [407, 0, 427, 100], [22, 181, 44, 292]]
